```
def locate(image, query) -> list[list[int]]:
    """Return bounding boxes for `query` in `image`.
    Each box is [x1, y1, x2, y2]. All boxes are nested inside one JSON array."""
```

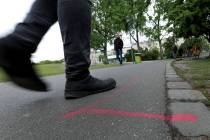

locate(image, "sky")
[[0, 0, 147, 63], [0, 0, 64, 63]]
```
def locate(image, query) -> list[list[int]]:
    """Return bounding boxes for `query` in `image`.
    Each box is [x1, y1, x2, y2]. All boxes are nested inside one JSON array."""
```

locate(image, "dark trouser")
[[115, 49, 123, 64], [12, 0, 91, 80]]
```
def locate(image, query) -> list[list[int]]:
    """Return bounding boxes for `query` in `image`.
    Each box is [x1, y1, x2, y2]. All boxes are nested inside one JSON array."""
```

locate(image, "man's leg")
[[119, 49, 123, 64], [58, 0, 91, 80], [58, 0, 116, 99], [116, 49, 120, 63], [13, 0, 57, 53], [0, 0, 57, 91]]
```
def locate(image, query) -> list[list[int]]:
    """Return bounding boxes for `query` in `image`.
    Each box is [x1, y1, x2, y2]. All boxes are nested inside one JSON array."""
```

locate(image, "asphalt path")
[[0, 61, 172, 140]]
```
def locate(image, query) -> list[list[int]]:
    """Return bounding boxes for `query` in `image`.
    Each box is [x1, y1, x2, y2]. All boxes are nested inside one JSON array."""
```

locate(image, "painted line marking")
[[64, 107, 198, 122], [63, 76, 198, 122]]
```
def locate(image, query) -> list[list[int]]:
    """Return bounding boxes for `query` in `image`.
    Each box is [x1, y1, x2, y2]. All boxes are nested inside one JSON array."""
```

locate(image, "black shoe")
[[65, 75, 116, 99], [0, 36, 48, 91]]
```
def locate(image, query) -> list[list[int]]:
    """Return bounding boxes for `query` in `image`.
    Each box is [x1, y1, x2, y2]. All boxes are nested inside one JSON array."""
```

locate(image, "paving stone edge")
[[165, 60, 210, 140]]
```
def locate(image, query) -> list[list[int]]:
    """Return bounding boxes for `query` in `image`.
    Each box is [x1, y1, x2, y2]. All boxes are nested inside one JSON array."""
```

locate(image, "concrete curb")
[[165, 60, 210, 139]]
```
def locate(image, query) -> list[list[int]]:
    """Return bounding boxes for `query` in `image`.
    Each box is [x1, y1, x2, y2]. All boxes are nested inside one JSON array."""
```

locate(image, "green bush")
[[180, 36, 210, 51], [142, 48, 160, 61], [98, 55, 109, 64], [125, 48, 159, 61], [150, 48, 160, 60], [179, 36, 210, 57], [124, 49, 138, 62]]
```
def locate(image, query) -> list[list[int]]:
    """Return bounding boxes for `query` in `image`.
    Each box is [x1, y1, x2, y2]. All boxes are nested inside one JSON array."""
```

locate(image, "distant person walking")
[[178, 47, 184, 58], [114, 34, 124, 64], [173, 45, 178, 59]]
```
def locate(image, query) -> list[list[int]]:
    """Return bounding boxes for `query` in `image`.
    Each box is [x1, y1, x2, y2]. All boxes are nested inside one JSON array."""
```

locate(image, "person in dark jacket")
[[114, 34, 124, 64], [0, 0, 116, 99], [173, 45, 178, 59], [178, 47, 184, 58]]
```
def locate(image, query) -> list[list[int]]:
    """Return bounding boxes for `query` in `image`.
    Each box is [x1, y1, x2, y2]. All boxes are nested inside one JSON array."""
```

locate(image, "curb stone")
[[167, 82, 192, 89], [168, 102, 210, 137], [168, 90, 207, 102], [166, 77, 184, 82], [166, 75, 181, 78], [165, 61, 209, 139]]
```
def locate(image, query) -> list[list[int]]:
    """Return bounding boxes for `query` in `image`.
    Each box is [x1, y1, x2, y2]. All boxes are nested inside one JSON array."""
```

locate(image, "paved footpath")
[[0, 60, 208, 140]]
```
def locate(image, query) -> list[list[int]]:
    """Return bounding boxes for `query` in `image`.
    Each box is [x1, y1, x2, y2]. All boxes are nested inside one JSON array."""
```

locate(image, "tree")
[[144, 0, 169, 59], [91, 0, 150, 62], [163, 37, 177, 58], [91, 0, 133, 63], [91, 0, 112, 62], [90, 30, 106, 51], [166, 0, 210, 42], [123, 0, 151, 52]]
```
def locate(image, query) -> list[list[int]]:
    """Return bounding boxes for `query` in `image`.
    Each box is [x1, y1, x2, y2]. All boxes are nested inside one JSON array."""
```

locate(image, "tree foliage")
[[90, 0, 210, 61], [162, 37, 177, 58], [91, 0, 151, 55], [123, 0, 151, 51], [144, 0, 169, 59], [91, 0, 135, 63], [166, 0, 210, 41]]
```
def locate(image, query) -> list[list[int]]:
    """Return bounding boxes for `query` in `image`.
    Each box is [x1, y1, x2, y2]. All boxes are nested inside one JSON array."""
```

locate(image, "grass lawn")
[[0, 63, 126, 83], [172, 59, 210, 107], [35, 63, 65, 77], [0, 68, 7, 82]]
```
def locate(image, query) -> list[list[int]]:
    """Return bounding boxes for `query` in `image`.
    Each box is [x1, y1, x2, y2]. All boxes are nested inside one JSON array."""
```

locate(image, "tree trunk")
[[103, 42, 109, 64], [158, 40, 163, 60], [103, 26, 109, 64], [136, 27, 141, 52]]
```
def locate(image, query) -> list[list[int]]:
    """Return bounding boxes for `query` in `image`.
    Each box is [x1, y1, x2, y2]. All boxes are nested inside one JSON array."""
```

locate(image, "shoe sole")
[[65, 82, 116, 99]]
